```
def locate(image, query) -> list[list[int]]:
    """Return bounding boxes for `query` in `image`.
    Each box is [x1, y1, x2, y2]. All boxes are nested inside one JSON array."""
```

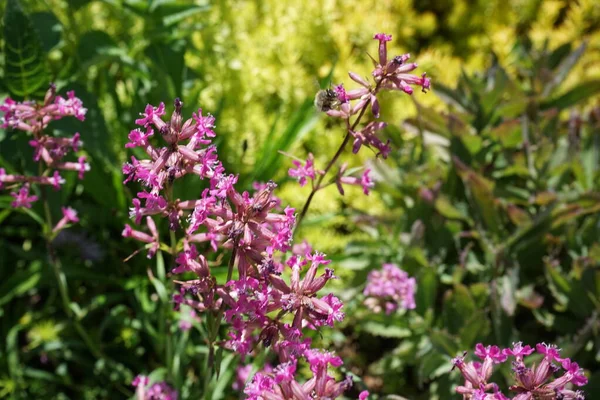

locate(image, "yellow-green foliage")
[[33, 0, 600, 253]]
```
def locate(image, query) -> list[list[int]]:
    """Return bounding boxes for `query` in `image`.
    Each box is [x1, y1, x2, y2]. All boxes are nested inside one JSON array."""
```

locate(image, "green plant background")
[[0, 0, 599, 398]]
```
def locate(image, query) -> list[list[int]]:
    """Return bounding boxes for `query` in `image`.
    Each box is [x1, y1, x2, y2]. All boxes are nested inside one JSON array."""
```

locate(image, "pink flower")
[[52, 207, 79, 233], [373, 33, 392, 65], [132, 375, 177, 400], [453, 343, 588, 399], [10, 185, 38, 208], [351, 121, 391, 158], [0, 85, 89, 206], [364, 263, 416, 313], [288, 153, 316, 187]]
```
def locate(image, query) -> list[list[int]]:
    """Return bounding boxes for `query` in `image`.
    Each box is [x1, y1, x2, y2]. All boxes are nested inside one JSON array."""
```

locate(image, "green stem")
[[39, 163, 103, 360], [295, 98, 372, 231], [203, 239, 239, 398]]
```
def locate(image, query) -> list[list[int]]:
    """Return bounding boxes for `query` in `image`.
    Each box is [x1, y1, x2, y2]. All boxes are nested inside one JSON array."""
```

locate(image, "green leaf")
[[542, 42, 586, 97], [158, 4, 211, 27], [2, 0, 50, 99], [453, 156, 503, 236], [430, 330, 460, 356], [249, 98, 318, 182], [459, 310, 491, 348], [442, 284, 476, 334], [545, 262, 570, 307], [540, 80, 600, 111], [362, 321, 412, 338], [418, 352, 452, 385], [416, 267, 437, 316], [30, 12, 63, 52], [0, 262, 43, 306]]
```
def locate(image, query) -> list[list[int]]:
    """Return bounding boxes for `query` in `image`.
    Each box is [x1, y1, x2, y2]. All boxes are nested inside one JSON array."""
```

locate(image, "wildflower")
[[453, 343, 588, 399], [364, 263, 416, 313], [0, 84, 89, 208], [336, 164, 375, 195], [10, 184, 39, 208], [132, 375, 177, 400], [122, 217, 161, 258], [288, 153, 316, 187], [244, 350, 352, 400], [351, 121, 391, 158], [52, 207, 79, 233], [122, 100, 347, 397]]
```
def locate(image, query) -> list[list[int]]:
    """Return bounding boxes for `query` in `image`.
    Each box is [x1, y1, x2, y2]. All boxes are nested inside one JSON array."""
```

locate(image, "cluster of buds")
[[132, 375, 178, 400], [0, 84, 89, 209], [452, 342, 587, 399], [123, 100, 351, 397], [363, 263, 416, 314]]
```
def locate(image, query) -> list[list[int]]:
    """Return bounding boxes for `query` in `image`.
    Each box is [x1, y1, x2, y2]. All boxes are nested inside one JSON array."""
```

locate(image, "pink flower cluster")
[[363, 263, 416, 314], [452, 342, 587, 399], [122, 99, 352, 398], [132, 375, 178, 400], [244, 350, 353, 400], [0, 84, 89, 209], [325, 33, 430, 158], [287, 33, 429, 202]]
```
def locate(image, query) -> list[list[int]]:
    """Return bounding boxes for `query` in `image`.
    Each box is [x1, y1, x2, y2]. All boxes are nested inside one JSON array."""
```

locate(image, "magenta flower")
[[351, 121, 391, 158], [363, 263, 416, 313], [122, 99, 348, 398], [288, 153, 316, 187], [132, 375, 177, 400], [373, 33, 393, 65], [503, 342, 534, 360], [52, 207, 79, 233], [453, 343, 588, 399], [10, 184, 38, 208], [244, 350, 352, 400], [122, 217, 160, 258], [337, 164, 375, 195], [0, 85, 89, 208], [1, 86, 87, 131]]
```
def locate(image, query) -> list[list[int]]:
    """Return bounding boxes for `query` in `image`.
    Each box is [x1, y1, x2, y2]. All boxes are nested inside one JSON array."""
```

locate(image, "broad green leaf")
[[158, 4, 211, 26], [430, 330, 460, 356], [3, 0, 50, 99], [434, 196, 469, 222], [442, 284, 476, 334], [30, 12, 63, 52], [418, 352, 452, 385], [453, 156, 503, 236], [416, 267, 438, 316], [459, 311, 491, 348]]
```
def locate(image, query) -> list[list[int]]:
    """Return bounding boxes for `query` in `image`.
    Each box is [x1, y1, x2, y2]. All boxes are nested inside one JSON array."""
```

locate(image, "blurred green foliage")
[[0, 0, 599, 398]]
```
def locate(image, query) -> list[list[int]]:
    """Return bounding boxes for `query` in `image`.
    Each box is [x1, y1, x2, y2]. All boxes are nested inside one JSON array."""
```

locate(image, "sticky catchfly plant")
[[291, 32, 431, 229], [452, 342, 587, 399]]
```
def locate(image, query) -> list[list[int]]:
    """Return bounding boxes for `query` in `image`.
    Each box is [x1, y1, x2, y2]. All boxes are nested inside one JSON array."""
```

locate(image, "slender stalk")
[[295, 101, 371, 230], [165, 230, 177, 381], [203, 239, 239, 399], [39, 162, 104, 360]]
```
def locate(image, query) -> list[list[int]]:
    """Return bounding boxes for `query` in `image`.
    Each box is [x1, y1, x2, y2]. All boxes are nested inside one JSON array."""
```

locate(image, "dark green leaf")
[[2, 0, 50, 99]]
